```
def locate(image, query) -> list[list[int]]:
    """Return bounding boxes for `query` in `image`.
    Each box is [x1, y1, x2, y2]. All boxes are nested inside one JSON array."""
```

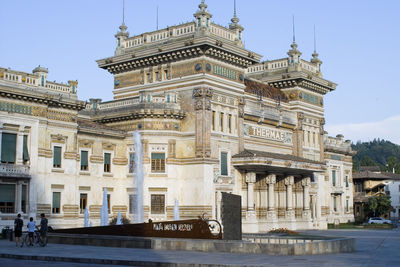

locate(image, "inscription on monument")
[[244, 124, 293, 144]]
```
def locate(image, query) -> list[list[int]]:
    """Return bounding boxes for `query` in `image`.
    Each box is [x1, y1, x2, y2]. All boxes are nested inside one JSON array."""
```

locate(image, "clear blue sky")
[[1, 0, 399, 144]]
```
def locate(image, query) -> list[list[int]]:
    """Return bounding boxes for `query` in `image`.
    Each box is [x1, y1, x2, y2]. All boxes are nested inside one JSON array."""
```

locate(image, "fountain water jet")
[[100, 188, 109, 226], [174, 199, 180, 220], [116, 210, 122, 225], [84, 208, 89, 227], [133, 130, 144, 223]]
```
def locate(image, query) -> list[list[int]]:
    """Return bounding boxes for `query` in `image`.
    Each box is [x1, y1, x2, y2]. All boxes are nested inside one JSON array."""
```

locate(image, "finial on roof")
[[194, 0, 212, 23], [229, 0, 243, 40], [287, 15, 301, 64], [311, 25, 322, 70], [292, 15, 296, 43], [115, 0, 129, 39], [122, 0, 125, 25]]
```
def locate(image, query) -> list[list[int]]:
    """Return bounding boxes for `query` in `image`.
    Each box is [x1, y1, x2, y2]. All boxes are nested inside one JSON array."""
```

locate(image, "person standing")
[[39, 213, 48, 246], [14, 214, 23, 247], [27, 217, 36, 246]]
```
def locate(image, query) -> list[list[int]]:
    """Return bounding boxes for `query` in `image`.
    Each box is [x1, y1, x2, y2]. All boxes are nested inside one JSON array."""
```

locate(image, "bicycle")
[[23, 230, 47, 247]]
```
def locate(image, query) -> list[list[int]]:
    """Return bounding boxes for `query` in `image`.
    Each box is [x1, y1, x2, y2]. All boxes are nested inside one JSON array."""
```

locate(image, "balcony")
[[332, 185, 344, 194], [0, 163, 30, 178]]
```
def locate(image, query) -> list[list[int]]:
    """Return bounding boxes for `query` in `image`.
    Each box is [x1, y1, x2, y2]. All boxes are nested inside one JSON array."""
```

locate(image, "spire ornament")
[[287, 15, 301, 65], [311, 25, 322, 73], [229, 0, 244, 42], [194, 0, 212, 31], [115, 0, 129, 56]]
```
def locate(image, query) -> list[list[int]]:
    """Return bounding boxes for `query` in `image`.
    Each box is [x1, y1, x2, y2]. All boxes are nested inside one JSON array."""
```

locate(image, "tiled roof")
[[353, 171, 400, 180], [78, 119, 126, 135], [232, 149, 322, 165], [359, 166, 381, 172]]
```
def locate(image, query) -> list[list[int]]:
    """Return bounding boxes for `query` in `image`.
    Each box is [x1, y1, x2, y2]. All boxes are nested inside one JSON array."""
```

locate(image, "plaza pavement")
[[1, 228, 400, 267]]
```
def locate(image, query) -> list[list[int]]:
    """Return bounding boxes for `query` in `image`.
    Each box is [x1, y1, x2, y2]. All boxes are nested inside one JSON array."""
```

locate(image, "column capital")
[[245, 172, 256, 183], [266, 174, 276, 184], [302, 177, 311, 186], [284, 176, 294, 185]]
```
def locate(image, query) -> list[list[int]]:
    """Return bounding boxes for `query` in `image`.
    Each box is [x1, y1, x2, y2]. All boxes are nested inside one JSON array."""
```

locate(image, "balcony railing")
[[0, 163, 30, 178]]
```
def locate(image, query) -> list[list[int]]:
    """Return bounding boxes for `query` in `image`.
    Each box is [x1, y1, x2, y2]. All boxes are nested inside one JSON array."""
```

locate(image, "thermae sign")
[[153, 223, 194, 232], [244, 124, 293, 144]]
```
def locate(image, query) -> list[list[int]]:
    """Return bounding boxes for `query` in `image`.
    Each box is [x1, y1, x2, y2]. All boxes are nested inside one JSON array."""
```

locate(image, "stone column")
[[16, 127, 24, 165], [302, 177, 311, 218], [266, 174, 277, 221], [245, 172, 256, 211], [193, 87, 213, 158], [285, 176, 294, 219]]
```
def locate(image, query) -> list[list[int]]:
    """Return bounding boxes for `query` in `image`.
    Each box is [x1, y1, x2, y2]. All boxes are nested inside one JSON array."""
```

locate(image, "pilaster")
[[193, 87, 213, 158]]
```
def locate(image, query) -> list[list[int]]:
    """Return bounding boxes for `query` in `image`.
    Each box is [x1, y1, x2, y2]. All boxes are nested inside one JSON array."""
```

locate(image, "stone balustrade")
[[0, 163, 30, 178], [0, 68, 76, 95]]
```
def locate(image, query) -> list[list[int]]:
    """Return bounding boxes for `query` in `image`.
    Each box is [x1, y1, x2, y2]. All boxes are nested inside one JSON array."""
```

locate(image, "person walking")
[[27, 217, 36, 246], [14, 214, 23, 247], [39, 213, 48, 246]]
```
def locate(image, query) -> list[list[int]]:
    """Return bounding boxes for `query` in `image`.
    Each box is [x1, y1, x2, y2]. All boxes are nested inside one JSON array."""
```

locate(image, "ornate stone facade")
[[0, 1, 354, 231]]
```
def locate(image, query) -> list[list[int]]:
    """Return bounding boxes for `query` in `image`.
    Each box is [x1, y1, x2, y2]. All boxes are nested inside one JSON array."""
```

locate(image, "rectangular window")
[[104, 153, 111, 173], [23, 135, 29, 163], [147, 73, 151, 83], [0, 184, 15, 213], [80, 193, 87, 214], [151, 153, 165, 173], [1, 133, 17, 164], [53, 146, 62, 168], [129, 153, 135, 173], [228, 114, 232, 133], [107, 194, 111, 214], [129, 194, 137, 214], [346, 199, 349, 212], [164, 70, 169, 80], [155, 72, 160, 81], [80, 151, 88, 171], [220, 152, 228, 176], [220, 112, 224, 132], [52, 192, 61, 214], [151, 194, 165, 214], [332, 170, 336, 187], [346, 175, 349, 187]]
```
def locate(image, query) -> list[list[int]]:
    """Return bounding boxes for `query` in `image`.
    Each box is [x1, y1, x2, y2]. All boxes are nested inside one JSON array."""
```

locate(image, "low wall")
[[48, 233, 355, 255]]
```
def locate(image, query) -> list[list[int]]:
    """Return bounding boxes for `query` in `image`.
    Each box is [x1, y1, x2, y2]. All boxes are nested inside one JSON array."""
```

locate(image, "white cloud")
[[325, 115, 400, 145]]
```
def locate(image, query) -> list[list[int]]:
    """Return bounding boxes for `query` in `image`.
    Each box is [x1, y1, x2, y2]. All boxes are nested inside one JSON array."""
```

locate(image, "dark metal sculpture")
[[52, 218, 222, 240]]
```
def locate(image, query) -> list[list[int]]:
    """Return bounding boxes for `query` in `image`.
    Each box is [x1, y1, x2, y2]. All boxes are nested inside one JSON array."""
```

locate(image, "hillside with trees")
[[352, 139, 400, 173]]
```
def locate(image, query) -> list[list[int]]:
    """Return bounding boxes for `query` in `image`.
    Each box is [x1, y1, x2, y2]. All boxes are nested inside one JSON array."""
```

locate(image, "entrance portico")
[[232, 149, 325, 232]]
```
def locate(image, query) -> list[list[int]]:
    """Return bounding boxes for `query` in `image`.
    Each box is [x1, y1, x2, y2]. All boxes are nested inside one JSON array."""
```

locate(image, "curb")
[[0, 253, 262, 267]]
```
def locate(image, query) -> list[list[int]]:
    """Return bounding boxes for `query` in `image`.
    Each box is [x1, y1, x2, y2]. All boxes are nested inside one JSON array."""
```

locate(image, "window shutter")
[[104, 153, 111, 164], [332, 170, 336, 186], [1, 133, 17, 163], [22, 185, 26, 201], [0, 184, 15, 202], [23, 135, 29, 161], [81, 151, 88, 166], [52, 192, 60, 209], [53, 146, 61, 167], [221, 152, 228, 176]]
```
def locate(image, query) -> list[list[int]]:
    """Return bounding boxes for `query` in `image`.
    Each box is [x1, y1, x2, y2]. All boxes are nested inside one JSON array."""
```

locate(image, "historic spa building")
[[0, 1, 355, 231]]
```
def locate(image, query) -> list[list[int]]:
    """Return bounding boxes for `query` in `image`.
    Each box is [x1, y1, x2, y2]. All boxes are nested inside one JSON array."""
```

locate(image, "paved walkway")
[[1, 228, 400, 266]]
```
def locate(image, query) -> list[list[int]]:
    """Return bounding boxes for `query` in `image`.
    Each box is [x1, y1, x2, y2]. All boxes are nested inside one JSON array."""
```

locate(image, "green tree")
[[360, 156, 377, 167], [364, 195, 392, 218], [386, 156, 400, 174]]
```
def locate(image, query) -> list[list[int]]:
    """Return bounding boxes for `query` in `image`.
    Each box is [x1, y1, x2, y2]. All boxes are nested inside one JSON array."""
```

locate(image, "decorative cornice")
[[100, 44, 257, 74]]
